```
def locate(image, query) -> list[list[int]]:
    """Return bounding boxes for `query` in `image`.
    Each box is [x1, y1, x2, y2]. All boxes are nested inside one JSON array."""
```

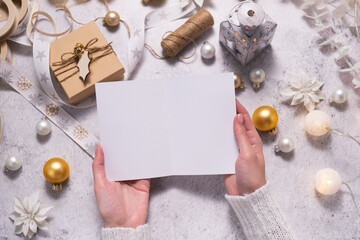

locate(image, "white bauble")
[[36, 119, 52, 136], [200, 42, 216, 59], [329, 88, 348, 104], [315, 168, 342, 195], [5, 156, 22, 171], [304, 110, 331, 136], [276, 137, 294, 153]]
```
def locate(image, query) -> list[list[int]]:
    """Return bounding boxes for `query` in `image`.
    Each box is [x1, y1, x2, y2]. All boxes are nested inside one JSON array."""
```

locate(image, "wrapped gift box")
[[219, 1, 277, 65], [49, 21, 125, 104]]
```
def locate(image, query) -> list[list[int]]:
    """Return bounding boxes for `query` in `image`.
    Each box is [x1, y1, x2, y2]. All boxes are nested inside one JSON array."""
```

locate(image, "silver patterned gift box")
[[219, 1, 277, 65]]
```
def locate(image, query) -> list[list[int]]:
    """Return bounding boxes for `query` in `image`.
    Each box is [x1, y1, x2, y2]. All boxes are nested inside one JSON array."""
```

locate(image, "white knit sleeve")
[[102, 224, 149, 240], [225, 183, 295, 240]]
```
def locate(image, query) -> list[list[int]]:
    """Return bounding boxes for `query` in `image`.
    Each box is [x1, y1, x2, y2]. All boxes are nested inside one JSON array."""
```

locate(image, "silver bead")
[[36, 119, 52, 136], [275, 137, 294, 153], [249, 68, 265, 89], [328, 88, 348, 104], [200, 41, 216, 59], [5, 155, 22, 171]]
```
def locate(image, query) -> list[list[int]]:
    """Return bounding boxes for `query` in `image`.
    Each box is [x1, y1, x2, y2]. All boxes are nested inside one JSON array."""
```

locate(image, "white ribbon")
[[0, 57, 99, 158]]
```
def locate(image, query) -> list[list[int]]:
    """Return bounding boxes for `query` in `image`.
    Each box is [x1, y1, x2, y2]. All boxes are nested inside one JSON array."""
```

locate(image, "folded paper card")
[[96, 73, 238, 181]]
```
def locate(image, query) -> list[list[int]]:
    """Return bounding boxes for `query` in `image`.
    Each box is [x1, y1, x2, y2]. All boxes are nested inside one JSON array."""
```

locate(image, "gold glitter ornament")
[[43, 158, 70, 190], [103, 11, 121, 27]]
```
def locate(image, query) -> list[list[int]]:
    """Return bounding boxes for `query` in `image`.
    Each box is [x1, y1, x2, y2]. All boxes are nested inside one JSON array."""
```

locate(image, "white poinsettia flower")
[[333, 45, 351, 60], [8, 192, 53, 239], [281, 69, 325, 112]]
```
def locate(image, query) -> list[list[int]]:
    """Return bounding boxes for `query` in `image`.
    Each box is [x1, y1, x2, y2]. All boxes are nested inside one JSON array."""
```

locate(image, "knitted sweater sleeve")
[[102, 224, 149, 240], [225, 183, 295, 240]]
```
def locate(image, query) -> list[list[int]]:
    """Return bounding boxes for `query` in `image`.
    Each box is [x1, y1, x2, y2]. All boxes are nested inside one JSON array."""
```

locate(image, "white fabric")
[[225, 183, 295, 240], [101, 184, 294, 240], [102, 224, 149, 240]]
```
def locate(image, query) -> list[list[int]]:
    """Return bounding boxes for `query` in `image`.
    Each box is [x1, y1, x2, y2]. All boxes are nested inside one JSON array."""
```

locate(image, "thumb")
[[233, 114, 252, 151], [92, 145, 107, 186]]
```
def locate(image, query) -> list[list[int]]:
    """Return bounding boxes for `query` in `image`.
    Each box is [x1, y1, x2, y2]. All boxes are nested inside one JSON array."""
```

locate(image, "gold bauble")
[[252, 106, 278, 132], [74, 43, 84, 56], [104, 11, 120, 27], [234, 73, 245, 89], [43, 158, 70, 190]]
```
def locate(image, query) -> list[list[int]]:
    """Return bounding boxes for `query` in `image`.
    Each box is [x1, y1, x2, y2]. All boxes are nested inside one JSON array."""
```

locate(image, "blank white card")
[[96, 73, 238, 181]]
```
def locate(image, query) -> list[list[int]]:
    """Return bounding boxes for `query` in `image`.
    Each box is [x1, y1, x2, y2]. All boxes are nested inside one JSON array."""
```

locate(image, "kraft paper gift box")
[[219, 1, 277, 65], [49, 21, 125, 104]]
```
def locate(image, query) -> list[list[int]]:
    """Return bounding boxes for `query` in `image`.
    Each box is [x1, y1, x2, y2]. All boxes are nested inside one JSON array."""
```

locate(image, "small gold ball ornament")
[[74, 43, 84, 56], [104, 11, 121, 27], [43, 158, 70, 190], [234, 73, 245, 89], [252, 106, 278, 133]]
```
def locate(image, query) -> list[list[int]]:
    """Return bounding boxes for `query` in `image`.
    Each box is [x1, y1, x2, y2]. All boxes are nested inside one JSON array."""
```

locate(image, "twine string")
[[31, 7, 72, 37], [160, 9, 214, 58], [145, 9, 213, 60], [31, 0, 130, 38], [145, 31, 197, 60], [103, 0, 110, 12], [52, 37, 114, 81]]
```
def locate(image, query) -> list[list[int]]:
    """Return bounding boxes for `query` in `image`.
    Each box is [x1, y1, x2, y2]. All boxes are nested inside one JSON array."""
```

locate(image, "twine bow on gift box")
[[52, 38, 114, 82]]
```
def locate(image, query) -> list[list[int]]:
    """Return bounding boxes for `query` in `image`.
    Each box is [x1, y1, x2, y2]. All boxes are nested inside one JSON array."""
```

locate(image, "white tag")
[[78, 50, 91, 82]]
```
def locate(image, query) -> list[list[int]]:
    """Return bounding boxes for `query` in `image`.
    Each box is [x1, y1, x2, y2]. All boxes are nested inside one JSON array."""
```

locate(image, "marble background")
[[1, 0, 360, 239]]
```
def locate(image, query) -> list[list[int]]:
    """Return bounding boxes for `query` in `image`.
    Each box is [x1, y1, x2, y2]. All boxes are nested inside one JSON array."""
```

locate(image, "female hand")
[[224, 100, 266, 196], [92, 146, 150, 228]]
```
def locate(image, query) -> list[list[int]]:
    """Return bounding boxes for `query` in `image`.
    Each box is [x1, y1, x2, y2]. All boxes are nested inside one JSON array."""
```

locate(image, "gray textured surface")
[[1, 0, 360, 239]]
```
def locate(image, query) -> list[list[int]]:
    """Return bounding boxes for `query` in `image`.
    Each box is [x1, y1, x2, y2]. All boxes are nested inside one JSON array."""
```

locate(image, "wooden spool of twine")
[[161, 9, 214, 58]]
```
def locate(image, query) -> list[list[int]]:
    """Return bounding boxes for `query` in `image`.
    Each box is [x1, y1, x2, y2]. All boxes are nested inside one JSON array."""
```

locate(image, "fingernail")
[[237, 114, 244, 125]]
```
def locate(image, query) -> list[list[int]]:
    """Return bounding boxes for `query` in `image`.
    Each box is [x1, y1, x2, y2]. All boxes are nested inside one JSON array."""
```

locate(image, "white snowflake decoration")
[[8, 192, 53, 239], [281, 69, 325, 112], [16, 76, 32, 91]]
